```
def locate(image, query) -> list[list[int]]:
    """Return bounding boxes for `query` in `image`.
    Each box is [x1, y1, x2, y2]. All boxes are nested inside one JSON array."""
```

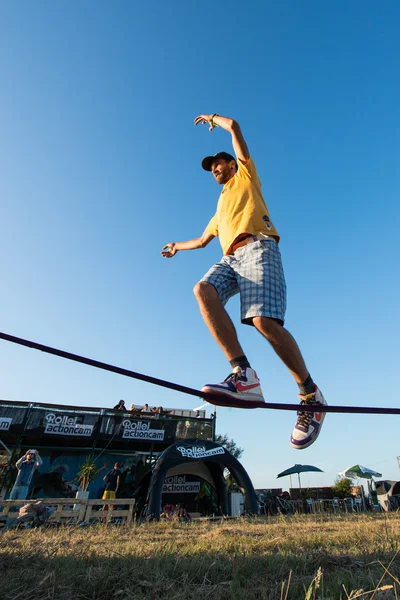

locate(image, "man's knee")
[[193, 281, 216, 303], [253, 316, 282, 335]]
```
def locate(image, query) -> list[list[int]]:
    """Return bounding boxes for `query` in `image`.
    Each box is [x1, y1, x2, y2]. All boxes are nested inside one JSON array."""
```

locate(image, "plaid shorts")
[[200, 238, 287, 325]]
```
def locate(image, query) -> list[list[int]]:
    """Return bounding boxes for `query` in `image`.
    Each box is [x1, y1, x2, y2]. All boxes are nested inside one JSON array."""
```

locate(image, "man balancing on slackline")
[[161, 113, 327, 449]]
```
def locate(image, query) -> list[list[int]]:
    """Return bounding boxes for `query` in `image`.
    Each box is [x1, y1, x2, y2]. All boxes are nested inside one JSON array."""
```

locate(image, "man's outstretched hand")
[[161, 243, 178, 258], [194, 114, 216, 131]]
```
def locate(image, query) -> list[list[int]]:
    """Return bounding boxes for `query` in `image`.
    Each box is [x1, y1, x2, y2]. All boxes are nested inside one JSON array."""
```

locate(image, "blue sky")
[[1, 1, 399, 489]]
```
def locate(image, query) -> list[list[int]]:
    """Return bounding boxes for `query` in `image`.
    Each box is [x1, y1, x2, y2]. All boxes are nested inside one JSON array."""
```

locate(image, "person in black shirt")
[[114, 400, 126, 411], [102, 462, 121, 502]]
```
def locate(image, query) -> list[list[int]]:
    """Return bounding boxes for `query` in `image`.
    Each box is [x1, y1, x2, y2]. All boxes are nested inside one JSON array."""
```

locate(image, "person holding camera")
[[9, 450, 43, 500]]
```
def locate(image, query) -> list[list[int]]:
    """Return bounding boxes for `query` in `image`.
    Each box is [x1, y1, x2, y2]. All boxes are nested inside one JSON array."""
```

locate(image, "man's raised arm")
[[161, 228, 215, 258], [194, 114, 250, 163]]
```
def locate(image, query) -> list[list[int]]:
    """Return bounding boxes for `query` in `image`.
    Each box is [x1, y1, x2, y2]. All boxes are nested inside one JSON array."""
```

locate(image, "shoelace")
[[224, 372, 239, 384], [297, 401, 314, 428], [296, 393, 317, 428]]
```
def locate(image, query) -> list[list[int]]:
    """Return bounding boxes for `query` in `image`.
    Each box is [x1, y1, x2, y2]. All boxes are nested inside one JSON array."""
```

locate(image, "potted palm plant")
[[76, 454, 106, 501]]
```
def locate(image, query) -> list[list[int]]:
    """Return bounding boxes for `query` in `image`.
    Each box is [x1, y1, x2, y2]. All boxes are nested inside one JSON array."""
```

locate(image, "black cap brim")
[[201, 152, 237, 171], [201, 156, 215, 171]]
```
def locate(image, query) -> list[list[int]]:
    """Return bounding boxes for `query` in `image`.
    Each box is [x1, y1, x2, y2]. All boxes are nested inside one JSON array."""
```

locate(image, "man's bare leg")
[[193, 286, 309, 386], [252, 315, 327, 449], [194, 281, 264, 402], [252, 316, 308, 383], [193, 282, 243, 361]]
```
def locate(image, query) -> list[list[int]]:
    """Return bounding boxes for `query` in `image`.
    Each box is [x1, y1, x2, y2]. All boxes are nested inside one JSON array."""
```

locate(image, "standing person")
[[9, 450, 42, 500], [102, 462, 121, 503], [161, 113, 327, 449], [114, 400, 126, 411], [154, 406, 164, 419]]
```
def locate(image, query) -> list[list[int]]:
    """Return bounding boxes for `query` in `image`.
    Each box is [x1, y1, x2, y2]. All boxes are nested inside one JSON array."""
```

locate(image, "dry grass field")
[[1, 513, 400, 600]]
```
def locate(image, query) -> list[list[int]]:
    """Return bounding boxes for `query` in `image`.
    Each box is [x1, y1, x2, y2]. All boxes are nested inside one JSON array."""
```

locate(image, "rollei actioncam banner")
[[0, 401, 211, 447], [44, 413, 94, 437], [0, 417, 12, 431], [162, 475, 200, 493], [176, 444, 225, 459], [0, 404, 29, 433], [121, 419, 165, 441]]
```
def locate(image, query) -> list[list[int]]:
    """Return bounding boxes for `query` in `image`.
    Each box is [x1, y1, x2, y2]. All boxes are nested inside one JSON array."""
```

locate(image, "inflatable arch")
[[145, 439, 259, 519]]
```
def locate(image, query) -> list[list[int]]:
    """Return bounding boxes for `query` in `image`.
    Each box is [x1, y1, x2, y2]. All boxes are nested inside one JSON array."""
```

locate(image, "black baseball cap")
[[201, 152, 237, 171]]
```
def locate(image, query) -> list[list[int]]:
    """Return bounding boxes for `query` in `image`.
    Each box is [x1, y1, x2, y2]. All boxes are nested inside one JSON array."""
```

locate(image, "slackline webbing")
[[0, 331, 398, 415]]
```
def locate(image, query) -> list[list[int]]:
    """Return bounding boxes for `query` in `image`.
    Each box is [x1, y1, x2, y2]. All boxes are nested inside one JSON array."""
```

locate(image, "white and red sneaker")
[[290, 386, 327, 449], [201, 367, 264, 402]]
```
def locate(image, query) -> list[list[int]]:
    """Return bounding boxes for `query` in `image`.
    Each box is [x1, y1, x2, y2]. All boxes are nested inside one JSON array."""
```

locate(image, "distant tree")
[[332, 477, 352, 498], [215, 434, 244, 459]]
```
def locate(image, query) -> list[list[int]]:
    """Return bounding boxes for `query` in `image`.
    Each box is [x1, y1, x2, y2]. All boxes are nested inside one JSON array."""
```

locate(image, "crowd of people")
[[113, 400, 208, 420], [113, 400, 170, 417]]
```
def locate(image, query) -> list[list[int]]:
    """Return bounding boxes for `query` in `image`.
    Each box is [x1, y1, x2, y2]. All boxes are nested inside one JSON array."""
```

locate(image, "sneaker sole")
[[201, 385, 265, 403]]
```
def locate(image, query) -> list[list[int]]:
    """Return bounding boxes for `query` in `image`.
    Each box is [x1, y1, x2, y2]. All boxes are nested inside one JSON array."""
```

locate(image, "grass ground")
[[1, 513, 400, 599]]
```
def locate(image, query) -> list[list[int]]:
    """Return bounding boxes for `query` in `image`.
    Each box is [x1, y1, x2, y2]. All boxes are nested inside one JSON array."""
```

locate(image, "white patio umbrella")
[[339, 465, 382, 480], [339, 465, 382, 510]]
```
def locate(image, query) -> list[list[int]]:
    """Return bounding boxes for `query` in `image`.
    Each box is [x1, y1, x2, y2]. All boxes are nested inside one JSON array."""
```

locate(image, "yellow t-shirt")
[[206, 157, 279, 255]]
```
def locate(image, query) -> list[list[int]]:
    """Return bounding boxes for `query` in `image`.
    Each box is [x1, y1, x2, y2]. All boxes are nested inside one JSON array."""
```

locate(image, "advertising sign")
[[44, 413, 94, 437], [162, 475, 200, 494], [0, 417, 12, 431], [122, 419, 165, 441], [176, 444, 225, 459]]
